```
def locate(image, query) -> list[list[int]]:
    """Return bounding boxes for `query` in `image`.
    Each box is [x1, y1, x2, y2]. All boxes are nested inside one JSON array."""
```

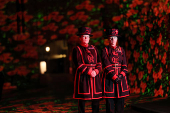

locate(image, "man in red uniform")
[[101, 28, 129, 113], [72, 27, 102, 113]]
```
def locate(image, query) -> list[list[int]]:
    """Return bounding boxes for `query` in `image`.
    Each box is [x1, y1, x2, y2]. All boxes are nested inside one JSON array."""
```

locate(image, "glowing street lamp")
[[40, 61, 46, 74], [45, 46, 50, 52]]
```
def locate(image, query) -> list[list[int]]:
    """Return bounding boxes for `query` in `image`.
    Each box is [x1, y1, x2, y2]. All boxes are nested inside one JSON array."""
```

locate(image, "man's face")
[[79, 35, 90, 44], [109, 36, 117, 47]]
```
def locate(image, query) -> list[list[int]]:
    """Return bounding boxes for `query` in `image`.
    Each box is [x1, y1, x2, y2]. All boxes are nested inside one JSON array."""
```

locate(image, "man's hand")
[[118, 74, 123, 79], [115, 78, 121, 84], [90, 71, 96, 78]]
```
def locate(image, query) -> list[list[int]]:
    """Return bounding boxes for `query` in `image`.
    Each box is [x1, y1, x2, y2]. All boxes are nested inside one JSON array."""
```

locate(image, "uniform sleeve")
[[72, 47, 92, 75], [101, 47, 118, 80], [120, 48, 128, 77], [93, 47, 102, 75]]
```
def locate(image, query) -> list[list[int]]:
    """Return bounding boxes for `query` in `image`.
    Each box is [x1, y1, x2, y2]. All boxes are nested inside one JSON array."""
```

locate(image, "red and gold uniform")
[[72, 44, 102, 100], [101, 46, 129, 98]]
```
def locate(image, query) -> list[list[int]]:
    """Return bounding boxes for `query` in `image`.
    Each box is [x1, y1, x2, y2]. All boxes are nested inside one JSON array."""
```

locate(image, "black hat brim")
[[104, 35, 121, 39], [77, 34, 93, 37]]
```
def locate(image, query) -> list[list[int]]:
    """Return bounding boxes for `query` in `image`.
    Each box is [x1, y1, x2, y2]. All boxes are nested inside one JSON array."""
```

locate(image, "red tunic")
[[72, 44, 102, 100], [101, 46, 129, 98]]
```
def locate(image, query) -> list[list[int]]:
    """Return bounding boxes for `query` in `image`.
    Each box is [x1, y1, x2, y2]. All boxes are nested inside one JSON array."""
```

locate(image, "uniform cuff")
[[120, 71, 125, 77], [94, 69, 99, 75], [87, 68, 93, 75], [112, 74, 118, 80]]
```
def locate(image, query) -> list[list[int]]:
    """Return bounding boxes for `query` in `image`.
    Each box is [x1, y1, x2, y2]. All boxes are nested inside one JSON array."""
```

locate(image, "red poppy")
[[85, 4, 94, 11], [158, 86, 164, 97], [8, 14, 17, 20], [66, 25, 75, 29], [0, 3, 5, 9], [75, 4, 83, 10], [0, 46, 5, 53], [69, 15, 77, 21], [138, 71, 144, 80], [146, 76, 149, 81], [67, 28, 78, 35], [1, 26, 10, 31], [125, 50, 131, 62], [167, 87, 169, 92], [68, 35, 79, 43], [137, 36, 144, 45], [59, 29, 67, 34], [37, 35, 43, 39], [130, 38, 136, 49], [14, 44, 24, 51], [32, 21, 41, 26], [98, 4, 104, 9], [81, 15, 89, 22], [164, 41, 169, 51], [34, 31, 41, 35], [7, 70, 16, 76], [24, 46, 37, 52], [142, 52, 148, 63], [62, 21, 68, 26], [113, 0, 120, 5], [150, 37, 155, 49], [13, 33, 30, 41], [31, 74, 39, 79], [43, 16, 49, 21], [139, 26, 146, 32], [75, 11, 85, 18], [158, 17, 164, 27], [13, 59, 19, 63], [37, 38, 46, 45], [141, 7, 149, 15], [15, 66, 30, 76], [132, 28, 137, 35], [133, 50, 140, 62], [136, 68, 139, 73], [129, 73, 136, 85], [154, 47, 158, 55], [89, 20, 100, 26], [53, 15, 63, 22], [67, 10, 74, 15], [9, 22, 17, 30], [153, 7, 159, 16], [125, 42, 128, 48], [158, 67, 163, 80], [0, 21, 5, 26], [154, 89, 159, 97], [0, 65, 4, 71], [106, 0, 113, 4], [140, 81, 147, 93], [153, 71, 157, 80], [112, 16, 121, 22], [29, 63, 38, 68], [124, 21, 129, 27], [146, 61, 153, 74], [153, 58, 155, 64], [51, 35, 57, 40], [24, 15, 33, 22], [130, 87, 140, 94], [49, 26, 58, 32], [161, 52, 166, 64], [1, 53, 13, 63], [49, 11, 59, 17], [91, 31, 103, 39], [127, 63, 133, 73]]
